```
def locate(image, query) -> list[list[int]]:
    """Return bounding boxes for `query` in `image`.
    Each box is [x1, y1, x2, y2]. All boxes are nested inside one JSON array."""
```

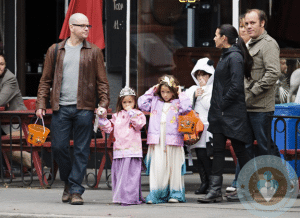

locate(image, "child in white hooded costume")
[[185, 57, 215, 195]]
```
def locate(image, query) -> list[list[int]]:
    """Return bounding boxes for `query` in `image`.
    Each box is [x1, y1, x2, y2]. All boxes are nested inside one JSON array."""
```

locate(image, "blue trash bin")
[[272, 103, 300, 177]]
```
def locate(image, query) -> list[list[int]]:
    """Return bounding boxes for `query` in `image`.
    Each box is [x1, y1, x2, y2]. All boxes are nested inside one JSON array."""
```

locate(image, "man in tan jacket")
[[36, 13, 109, 205], [244, 9, 281, 158]]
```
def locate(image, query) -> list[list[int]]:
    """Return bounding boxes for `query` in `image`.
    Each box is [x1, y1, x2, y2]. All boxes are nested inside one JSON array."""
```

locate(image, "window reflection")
[[135, 0, 300, 101], [137, 0, 187, 96], [276, 57, 300, 103]]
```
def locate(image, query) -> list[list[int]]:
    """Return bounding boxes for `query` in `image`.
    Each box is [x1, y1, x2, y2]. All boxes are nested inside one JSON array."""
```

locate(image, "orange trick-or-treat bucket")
[[27, 117, 50, 146]]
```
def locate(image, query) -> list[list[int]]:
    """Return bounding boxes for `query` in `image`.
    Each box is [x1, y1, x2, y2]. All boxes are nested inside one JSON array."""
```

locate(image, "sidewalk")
[[0, 172, 299, 218]]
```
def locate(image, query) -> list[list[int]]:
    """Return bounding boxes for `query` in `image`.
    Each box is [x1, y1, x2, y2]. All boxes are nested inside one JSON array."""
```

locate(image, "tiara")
[[119, 87, 136, 97], [161, 76, 176, 88]]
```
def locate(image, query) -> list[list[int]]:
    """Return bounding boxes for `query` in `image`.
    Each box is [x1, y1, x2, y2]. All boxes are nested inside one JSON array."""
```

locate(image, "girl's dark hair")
[[155, 75, 180, 101], [115, 90, 138, 113], [196, 70, 211, 78], [218, 24, 253, 80]]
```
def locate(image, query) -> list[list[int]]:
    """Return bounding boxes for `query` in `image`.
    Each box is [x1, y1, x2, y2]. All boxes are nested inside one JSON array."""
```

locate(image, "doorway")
[[24, 0, 65, 96]]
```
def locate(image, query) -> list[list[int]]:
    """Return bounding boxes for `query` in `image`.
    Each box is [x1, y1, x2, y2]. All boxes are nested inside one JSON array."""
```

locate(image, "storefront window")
[[0, 0, 4, 53], [136, 0, 187, 95], [135, 0, 230, 95], [134, 0, 300, 97]]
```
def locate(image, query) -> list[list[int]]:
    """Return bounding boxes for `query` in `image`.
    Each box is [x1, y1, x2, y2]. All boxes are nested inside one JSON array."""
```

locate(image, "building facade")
[[1, 0, 300, 110]]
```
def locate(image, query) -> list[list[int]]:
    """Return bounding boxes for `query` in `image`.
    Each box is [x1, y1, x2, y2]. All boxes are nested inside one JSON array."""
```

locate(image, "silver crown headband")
[[119, 87, 136, 97]]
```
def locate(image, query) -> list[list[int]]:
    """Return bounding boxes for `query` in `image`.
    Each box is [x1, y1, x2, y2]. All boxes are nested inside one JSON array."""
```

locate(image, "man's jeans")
[[231, 112, 281, 186], [51, 105, 94, 194], [246, 111, 281, 158]]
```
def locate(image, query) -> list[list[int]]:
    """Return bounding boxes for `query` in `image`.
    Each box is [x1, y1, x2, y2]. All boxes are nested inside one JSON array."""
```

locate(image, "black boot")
[[197, 175, 223, 203], [194, 161, 210, 194], [195, 148, 212, 195]]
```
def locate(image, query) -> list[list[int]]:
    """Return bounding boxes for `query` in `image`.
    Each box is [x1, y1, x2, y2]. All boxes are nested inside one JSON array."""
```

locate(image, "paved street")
[[0, 172, 300, 218]]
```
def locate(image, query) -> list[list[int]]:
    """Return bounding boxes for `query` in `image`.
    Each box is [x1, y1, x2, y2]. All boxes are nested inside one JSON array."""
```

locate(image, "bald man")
[[36, 13, 110, 205]]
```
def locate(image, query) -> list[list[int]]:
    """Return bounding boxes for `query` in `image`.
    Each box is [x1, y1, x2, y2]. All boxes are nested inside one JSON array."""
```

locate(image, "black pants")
[[212, 133, 250, 176], [195, 148, 212, 176]]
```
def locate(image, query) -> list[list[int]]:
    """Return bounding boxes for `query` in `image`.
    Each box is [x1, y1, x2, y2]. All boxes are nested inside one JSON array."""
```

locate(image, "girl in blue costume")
[[138, 75, 192, 204]]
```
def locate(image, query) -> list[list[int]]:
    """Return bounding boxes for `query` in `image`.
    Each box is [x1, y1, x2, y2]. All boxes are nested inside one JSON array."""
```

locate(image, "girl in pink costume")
[[97, 87, 146, 206]]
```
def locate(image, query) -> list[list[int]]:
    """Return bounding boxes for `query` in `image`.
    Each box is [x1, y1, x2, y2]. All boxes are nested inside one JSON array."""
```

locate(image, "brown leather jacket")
[[36, 39, 110, 111]]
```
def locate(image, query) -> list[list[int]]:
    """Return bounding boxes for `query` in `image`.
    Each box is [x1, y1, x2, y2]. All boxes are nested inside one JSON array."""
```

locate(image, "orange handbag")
[[178, 110, 204, 145]]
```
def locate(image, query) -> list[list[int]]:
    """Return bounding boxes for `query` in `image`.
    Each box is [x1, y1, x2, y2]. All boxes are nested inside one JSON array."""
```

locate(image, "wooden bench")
[[280, 149, 300, 161], [1, 99, 46, 182], [1, 104, 115, 187]]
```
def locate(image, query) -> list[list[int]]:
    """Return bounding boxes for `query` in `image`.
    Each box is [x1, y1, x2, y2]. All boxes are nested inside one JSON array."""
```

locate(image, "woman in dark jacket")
[[198, 24, 253, 203]]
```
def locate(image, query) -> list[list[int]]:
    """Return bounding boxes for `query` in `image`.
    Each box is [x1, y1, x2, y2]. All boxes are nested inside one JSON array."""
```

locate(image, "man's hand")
[[245, 91, 254, 107], [97, 107, 107, 119], [36, 109, 45, 119]]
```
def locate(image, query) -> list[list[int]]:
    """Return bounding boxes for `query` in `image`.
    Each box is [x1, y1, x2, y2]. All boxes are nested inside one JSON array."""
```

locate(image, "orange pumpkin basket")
[[27, 117, 50, 146], [178, 110, 202, 134], [178, 110, 204, 146]]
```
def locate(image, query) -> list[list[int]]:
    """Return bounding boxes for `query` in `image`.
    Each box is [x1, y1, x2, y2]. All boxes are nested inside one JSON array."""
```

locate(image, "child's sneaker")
[[168, 198, 179, 203], [226, 180, 237, 193], [226, 186, 237, 192]]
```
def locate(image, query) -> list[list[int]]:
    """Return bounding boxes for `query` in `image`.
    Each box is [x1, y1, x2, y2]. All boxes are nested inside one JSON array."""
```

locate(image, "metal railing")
[[0, 114, 112, 188], [268, 115, 300, 175], [4, 113, 299, 188]]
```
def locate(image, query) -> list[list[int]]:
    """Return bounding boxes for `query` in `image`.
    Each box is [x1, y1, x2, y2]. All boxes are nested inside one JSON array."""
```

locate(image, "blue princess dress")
[[145, 102, 186, 204]]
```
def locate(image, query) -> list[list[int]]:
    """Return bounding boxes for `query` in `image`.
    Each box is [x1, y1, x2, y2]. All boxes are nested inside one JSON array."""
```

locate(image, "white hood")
[[191, 57, 215, 87]]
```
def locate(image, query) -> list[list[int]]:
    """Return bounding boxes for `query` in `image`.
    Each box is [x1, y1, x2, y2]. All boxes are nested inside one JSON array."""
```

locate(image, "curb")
[[0, 213, 128, 218]]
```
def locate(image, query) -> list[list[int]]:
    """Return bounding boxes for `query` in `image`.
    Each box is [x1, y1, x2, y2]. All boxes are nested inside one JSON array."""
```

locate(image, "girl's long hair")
[[218, 24, 253, 80], [115, 94, 138, 113]]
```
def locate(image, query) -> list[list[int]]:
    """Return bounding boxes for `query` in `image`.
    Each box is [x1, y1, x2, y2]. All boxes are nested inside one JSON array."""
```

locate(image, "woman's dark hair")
[[239, 14, 245, 23], [0, 53, 6, 62], [218, 24, 253, 80], [0, 53, 7, 77], [115, 91, 138, 113], [155, 74, 180, 101]]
